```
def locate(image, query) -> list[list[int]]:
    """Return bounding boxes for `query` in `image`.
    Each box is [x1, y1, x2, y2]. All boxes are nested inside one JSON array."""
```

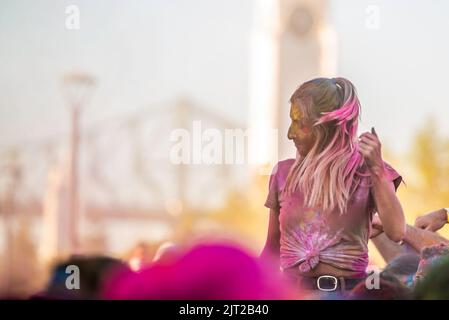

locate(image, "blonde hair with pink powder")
[[283, 77, 364, 214]]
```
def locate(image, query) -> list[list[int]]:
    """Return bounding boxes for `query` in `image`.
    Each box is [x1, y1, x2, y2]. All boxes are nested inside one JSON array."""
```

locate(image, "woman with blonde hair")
[[260, 77, 405, 297]]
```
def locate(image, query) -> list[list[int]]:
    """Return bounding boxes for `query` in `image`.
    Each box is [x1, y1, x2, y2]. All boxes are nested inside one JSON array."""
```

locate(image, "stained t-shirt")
[[264, 158, 402, 277]]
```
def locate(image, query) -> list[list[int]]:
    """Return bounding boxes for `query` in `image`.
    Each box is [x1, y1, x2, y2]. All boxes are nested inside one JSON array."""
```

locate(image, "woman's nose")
[[287, 127, 295, 140]]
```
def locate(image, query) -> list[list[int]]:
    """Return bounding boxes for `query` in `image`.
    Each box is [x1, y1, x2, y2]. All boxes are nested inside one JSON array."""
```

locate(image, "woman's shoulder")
[[356, 160, 403, 190], [278, 158, 296, 169]]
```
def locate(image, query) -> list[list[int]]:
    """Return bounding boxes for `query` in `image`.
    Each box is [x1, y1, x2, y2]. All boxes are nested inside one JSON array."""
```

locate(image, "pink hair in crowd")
[[284, 77, 364, 214], [102, 242, 297, 300]]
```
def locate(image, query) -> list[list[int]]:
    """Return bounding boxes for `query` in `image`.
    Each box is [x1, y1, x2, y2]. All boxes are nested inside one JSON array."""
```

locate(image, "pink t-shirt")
[[265, 158, 402, 277]]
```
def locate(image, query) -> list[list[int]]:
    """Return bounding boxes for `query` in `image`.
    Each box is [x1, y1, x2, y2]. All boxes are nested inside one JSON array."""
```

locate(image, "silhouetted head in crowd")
[[103, 242, 295, 300], [348, 273, 412, 300], [414, 243, 449, 284], [414, 253, 449, 299], [381, 254, 420, 288], [34, 255, 128, 300], [152, 241, 183, 264]]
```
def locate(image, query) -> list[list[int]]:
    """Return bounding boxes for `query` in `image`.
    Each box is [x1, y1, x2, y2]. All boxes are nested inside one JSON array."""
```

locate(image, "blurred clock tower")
[[249, 0, 337, 166]]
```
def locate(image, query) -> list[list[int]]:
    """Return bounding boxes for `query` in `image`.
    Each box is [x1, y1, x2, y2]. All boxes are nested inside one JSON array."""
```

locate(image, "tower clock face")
[[288, 6, 315, 37]]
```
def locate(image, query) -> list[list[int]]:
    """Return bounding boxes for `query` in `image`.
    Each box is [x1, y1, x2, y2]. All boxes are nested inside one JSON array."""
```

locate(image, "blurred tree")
[[397, 118, 449, 238], [369, 118, 449, 266]]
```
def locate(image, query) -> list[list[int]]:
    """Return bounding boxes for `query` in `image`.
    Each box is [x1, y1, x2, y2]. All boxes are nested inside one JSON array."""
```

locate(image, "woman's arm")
[[370, 214, 413, 262], [404, 224, 449, 252], [414, 208, 448, 232], [260, 208, 281, 268], [370, 169, 406, 242], [359, 128, 406, 242], [371, 232, 410, 263], [370, 212, 448, 260]]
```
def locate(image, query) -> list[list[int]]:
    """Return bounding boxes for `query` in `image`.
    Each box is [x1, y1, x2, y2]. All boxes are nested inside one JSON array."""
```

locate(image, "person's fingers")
[[359, 139, 373, 146], [359, 136, 379, 149], [358, 147, 369, 156], [370, 229, 382, 239], [359, 134, 373, 141], [359, 132, 377, 138], [372, 225, 383, 232], [414, 219, 422, 227], [370, 223, 384, 238], [371, 127, 378, 137], [359, 132, 377, 140], [358, 148, 370, 158], [359, 141, 367, 148], [359, 142, 373, 152], [359, 137, 377, 148], [415, 221, 427, 229], [359, 134, 380, 145]]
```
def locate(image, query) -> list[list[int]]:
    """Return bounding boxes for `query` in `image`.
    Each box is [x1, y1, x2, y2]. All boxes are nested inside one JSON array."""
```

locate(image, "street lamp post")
[[62, 72, 95, 254]]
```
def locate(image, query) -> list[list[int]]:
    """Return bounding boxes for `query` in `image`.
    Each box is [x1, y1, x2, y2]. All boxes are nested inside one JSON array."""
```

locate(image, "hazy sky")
[[1, 0, 449, 258], [1, 0, 449, 155]]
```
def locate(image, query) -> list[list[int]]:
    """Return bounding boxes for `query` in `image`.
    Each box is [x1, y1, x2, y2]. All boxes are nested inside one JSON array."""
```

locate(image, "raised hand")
[[359, 127, 385, 175], [414, 208, 448, 232]]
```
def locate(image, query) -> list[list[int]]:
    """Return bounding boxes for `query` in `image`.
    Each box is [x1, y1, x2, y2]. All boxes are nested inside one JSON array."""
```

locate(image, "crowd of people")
[[18, 207, 448, 300]]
